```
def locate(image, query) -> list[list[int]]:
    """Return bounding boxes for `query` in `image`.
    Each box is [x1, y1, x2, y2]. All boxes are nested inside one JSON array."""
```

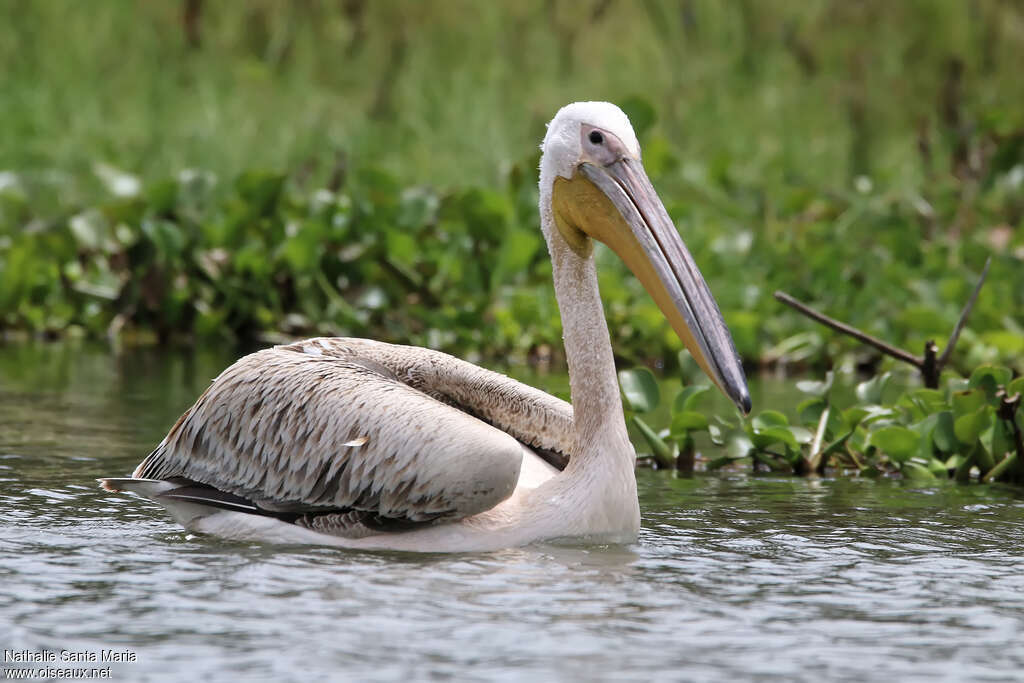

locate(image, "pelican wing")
[[133, 338, 573, 525]]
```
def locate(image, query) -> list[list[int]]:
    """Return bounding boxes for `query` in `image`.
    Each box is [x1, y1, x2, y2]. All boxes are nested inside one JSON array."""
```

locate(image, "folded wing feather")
[[132, 338, 574, 526]]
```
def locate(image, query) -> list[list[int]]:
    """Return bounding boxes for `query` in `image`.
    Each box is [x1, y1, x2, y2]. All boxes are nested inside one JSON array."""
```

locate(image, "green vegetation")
[[1, 1, 1022, 483], [621, 365, 1024, 484]]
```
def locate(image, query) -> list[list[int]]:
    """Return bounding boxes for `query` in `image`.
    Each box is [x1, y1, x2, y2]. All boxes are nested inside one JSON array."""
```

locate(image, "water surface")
[[1, 343, 1022, 681]]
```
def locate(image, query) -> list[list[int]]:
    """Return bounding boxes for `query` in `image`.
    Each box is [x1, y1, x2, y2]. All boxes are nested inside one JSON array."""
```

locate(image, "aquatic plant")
[[620, 365, 1024, 485]]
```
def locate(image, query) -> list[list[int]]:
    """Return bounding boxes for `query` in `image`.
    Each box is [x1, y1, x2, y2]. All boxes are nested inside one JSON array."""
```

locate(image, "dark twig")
[[997, 390, 1023, 461], [921, 341, 940, 389], [773, 291, 921, 367], [775, 257, 991, 389], [937, 256, 991, 368], [326, 149, 348, 193], [983, 389, 1022, 483], [183, 0, 202, 48]]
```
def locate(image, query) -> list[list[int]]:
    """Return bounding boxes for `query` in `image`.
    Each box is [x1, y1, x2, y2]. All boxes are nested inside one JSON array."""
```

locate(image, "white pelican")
[[101, 102, 750, 552]]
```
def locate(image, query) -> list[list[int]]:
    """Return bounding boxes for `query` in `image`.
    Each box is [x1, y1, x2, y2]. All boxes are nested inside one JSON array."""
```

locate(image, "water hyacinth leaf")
[[902, 462, 938, 483], [619, 367, 660, 413], [631, 415, 675, 468], [981, 331, 1024, 356], [954, 408, 992, 445], [842, 406, 875, 429], [93, 162, 141, 198], [706, 455, 733, 470], [454, 188, 512, 243], [856, 372, 892, 404], [235, 170, 286, 215], [752, 410, 789, 429], [68, 209, 111, 251], [944, 375, 971, 395], [952, 390, 987, 417], [707, 422, 726, 446], [396, 188, 439, 230], [910, 413, 939, 443], [141, 218, 186, 260], [671, 410, 708, 435], [870, 425, 919, 462], [492, 229, 541, 288], [820, 429, 855, 458], [749, 424, 799, 451], [798, 397, 826, 426], [981, 418, 1011, 461], [764, 331, 822, 364], [900, 389, 947, 419], [728, 434, 754, 460], [968, 365, 1012, 399], [796, 371, 834, 397], [944, 453, 967, 469], [932, 411, 957, 452], [673, 385, 710, 413]]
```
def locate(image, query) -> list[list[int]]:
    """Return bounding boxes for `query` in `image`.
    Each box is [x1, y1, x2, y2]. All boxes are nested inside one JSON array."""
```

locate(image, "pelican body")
[[101, 102, 750, 552]]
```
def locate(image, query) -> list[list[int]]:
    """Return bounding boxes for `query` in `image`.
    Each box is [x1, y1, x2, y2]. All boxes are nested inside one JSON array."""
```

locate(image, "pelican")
[[100, 102, 750, 552]]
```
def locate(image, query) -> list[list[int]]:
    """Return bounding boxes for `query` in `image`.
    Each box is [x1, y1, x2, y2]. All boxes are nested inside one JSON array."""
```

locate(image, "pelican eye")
[[588, 130, 604, 145]]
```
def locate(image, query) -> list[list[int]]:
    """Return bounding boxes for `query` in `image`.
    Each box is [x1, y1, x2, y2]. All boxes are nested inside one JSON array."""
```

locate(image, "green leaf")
[[981, 418, 1012, 461], [68, 209, 111, 251], [749, 425, 799, 451], [673, 385, 710, 413], [631, 415, 674, 468], [790, 426, 814, 444], [951, 389, 987, 417], [900, 388, 947, 419], [944, 453, 967, 470], [945, 375, 970, 395], [707, 422, 726, 446], [796, 371, 834, 397], [901, 462, 938, 483], [797, 397, 826, 426], [706, 455, 733, 470], [727, 434, 754, 460], [968, 365, 1013, 399], [93, 162, 141, 198], [619, 367, 660, 413], [932, 411, 957, 452], [927, 457, 949, 477], [870, 425, 920, 463], [671, 410, 708, 435], [856, 372, 892, 404], [954, 408, 993, 445], [752, 410, 789, 429], [235, 170, 285, 215], [1006, 377, 1024, 398], [141, 218, 186, 260]]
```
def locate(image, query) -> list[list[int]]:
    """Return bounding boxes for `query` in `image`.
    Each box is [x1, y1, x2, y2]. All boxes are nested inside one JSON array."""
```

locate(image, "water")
[[2, 343, 1023, 682]]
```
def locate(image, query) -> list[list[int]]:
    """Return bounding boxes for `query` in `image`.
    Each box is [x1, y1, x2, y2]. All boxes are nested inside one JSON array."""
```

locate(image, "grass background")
[[1, 0, 1022, 374], [5, 1, 1021, 190]]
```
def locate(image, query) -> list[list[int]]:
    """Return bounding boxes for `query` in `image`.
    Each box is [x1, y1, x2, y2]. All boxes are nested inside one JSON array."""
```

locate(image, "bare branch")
[[773, 291, 923, 368], [937, 256, 992, 369]]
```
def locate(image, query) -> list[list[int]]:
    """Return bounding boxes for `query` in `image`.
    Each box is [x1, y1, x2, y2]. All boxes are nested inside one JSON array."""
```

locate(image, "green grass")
[[1, 1, 1022, 375], [4, 1, 1021, 190]]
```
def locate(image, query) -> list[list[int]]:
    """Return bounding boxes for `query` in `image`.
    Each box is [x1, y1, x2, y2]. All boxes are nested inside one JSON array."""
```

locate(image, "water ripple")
[[3, 347, 1024, 681]]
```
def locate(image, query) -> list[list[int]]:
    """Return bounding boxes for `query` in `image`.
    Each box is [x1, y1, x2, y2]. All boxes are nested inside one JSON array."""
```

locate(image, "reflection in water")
[[1, 343, 1023, 681]]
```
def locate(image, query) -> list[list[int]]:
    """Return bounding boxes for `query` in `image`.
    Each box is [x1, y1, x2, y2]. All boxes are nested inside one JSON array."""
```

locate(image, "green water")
[[1, 343, 1022, 681]]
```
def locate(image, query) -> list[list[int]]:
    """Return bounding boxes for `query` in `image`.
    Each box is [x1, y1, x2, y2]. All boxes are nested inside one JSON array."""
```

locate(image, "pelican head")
[[540, 101, 751, 413]]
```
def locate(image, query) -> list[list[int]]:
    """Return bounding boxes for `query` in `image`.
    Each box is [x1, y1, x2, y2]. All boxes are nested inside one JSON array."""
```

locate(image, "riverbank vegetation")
[[1, 2, 1022, 480]]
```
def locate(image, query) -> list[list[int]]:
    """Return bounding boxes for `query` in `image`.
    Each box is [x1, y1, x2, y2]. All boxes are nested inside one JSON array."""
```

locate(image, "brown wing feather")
[[134, 343, 529, 523], [284, 338, 576, 461]]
